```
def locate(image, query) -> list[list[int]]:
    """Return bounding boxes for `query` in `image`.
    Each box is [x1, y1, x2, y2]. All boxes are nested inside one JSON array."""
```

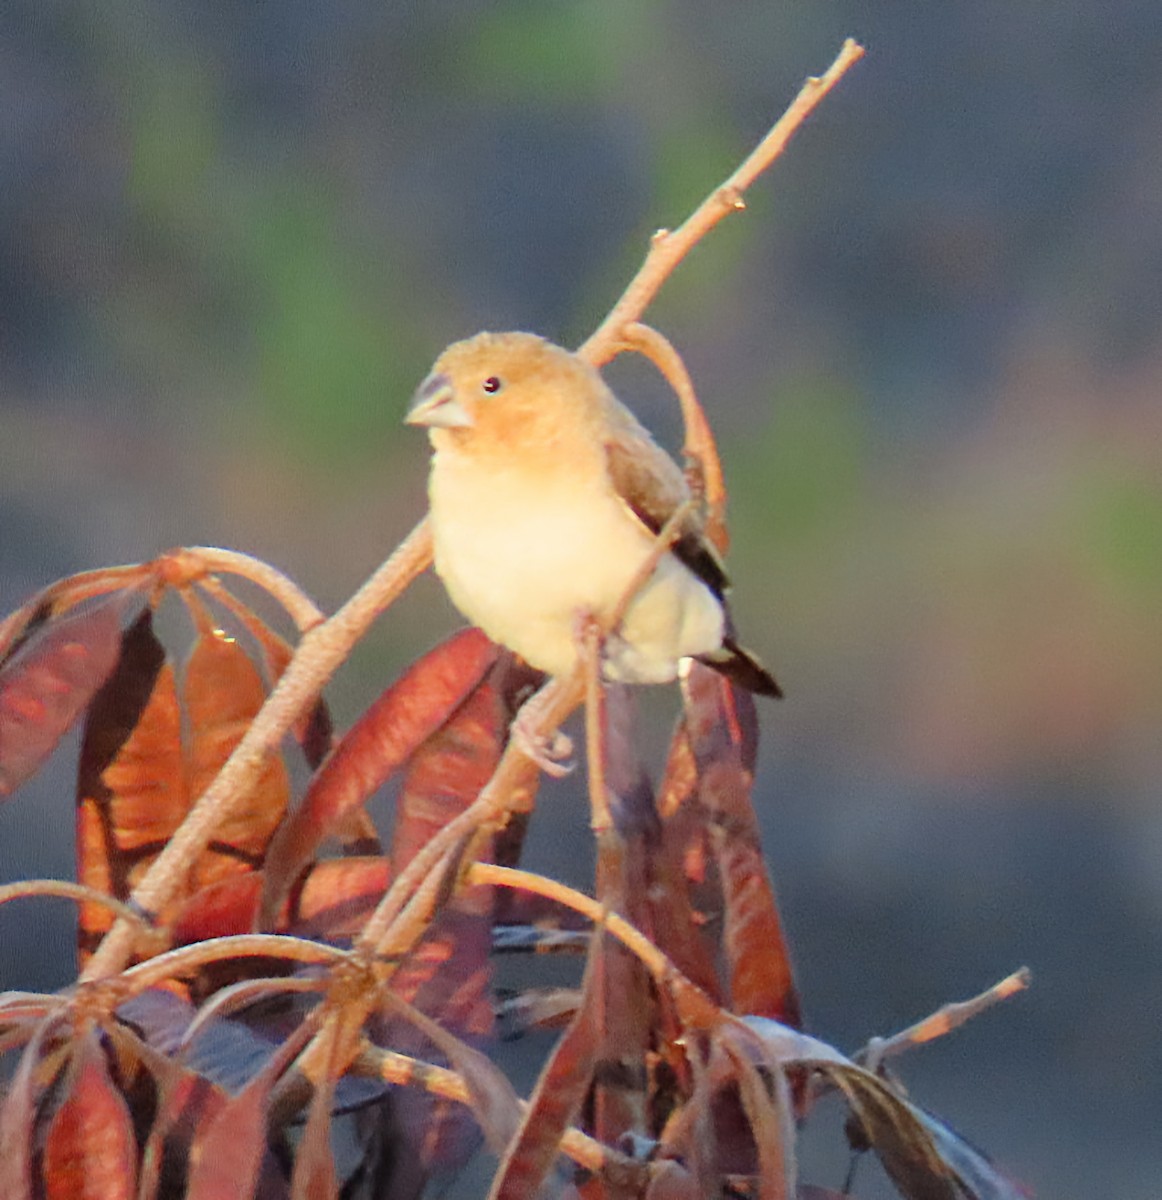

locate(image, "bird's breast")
[[427, 449, 722, 680]]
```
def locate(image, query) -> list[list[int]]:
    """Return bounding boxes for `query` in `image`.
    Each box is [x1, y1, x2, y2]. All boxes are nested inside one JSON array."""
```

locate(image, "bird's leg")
[[577, 613, 613, 834], [511, 682, 576, 778]]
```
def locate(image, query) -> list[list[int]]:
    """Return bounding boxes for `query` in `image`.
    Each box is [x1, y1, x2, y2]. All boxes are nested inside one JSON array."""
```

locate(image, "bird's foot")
[[511, 709, 575, 778]]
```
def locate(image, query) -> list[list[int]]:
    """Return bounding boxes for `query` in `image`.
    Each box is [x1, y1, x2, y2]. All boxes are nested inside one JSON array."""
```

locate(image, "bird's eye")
[[482, 376, 502, 395]]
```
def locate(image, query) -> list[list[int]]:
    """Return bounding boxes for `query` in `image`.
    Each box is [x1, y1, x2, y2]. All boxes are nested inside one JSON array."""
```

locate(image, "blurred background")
[[2, 3, 1160, 1196]]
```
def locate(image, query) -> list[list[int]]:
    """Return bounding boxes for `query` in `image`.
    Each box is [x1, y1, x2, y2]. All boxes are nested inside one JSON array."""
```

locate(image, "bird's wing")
[[601, 401, 730, 599]]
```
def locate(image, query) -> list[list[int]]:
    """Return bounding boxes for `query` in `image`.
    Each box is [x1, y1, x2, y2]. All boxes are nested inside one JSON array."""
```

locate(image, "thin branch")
[[469, 862, 720, 1031], [581, 619, 611, 834], [179, 546, 327, 631], [357, 673, 578, 955], [116, 934, 346, 997], [579, 38, 864, 367], [0, 880, 155, 933], [612, 322, 729, 552], [859, 967, 1032, 1071], [81, 39, 863, 991], [357, 1041, 638, 1178], [80, 519, 433, 983]]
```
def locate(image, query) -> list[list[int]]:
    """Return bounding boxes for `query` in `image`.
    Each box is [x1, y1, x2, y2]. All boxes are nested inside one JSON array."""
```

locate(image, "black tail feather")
[[697, 637, 783, 698]]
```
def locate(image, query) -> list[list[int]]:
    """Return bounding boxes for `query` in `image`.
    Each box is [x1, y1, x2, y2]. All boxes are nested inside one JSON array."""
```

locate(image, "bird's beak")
[[406, 372, 474, 429]]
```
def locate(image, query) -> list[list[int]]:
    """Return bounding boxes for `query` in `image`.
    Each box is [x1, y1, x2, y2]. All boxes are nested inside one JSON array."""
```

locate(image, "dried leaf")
[[683, 664, 799, 1025], [169, 874, 268, 944], [137, 1069, 226, 1200], [206, 581, 334, 769], [379, 658, 512, 1172], [42, 1028, 138, 1200], [183, 623, 291, 890], [740, 1017, 964, 1200], [489, 944, 603, 1200], [76, 610, 180, 958], [292, 856, 391, 937], [0, 589, 144, 796], [260, 628, 497, 927], [186, 1052, 286, 1200]]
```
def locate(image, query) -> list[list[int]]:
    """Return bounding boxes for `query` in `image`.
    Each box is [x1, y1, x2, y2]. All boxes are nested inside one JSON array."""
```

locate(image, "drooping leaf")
[[391, 661, 508, 880], [41, 1028, 138, 1200], [0, 588, 146, 796], [588, 685, 659, 1148], [682, 664, 800, 1026], [292, 856, 392, 937], [76, 609, 181, 959], [182, 622, 290, 892], [0, 564, 152, 666], [76, 609, 292, 963], [169, 873, 268, 943], [824, 1066, 959, 1200], [260, 628, 498, 928], [204, 579, 334, 770], [489, 941, 602, 1200], [739, 1017, 970, 1200], [908, 1105, 1031, 1200], [137, 1068, 226, 1200], [186, 1028, 302, 1200], [118, 989, 285, 1098]]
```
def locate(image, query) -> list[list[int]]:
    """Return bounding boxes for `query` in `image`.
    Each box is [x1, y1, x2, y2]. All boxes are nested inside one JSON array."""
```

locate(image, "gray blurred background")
[[2, 3, 1160, 1197]]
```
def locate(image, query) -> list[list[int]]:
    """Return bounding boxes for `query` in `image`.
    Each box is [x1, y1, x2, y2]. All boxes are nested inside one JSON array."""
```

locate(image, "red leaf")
[[682, 664, 800, 1026], [76, 610, 181, 959], [183, 622, 290, 891], [0, 588, 144, 796], [168, 856, 393, 944], [490, 948, 601, 1200], [292, 856, 392, 937], [169, 874, 267, 943], [186, 1060, 282, 1200], [259, 628, 498, 928], [42, 1029, 138, 1200], [137, 1070, 225, 1200], [206, 581, 334, 769], [76, 612, 290, 963]]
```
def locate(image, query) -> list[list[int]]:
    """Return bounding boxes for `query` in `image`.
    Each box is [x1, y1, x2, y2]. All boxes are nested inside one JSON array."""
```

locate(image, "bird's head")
[[406, 331, 607, 460]]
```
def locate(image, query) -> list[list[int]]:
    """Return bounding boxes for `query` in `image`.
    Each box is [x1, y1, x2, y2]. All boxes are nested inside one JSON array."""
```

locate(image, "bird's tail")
[[697, 637, 783, 698]]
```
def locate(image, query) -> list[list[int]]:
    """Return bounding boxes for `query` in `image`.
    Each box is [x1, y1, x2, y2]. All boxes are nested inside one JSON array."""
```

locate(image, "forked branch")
[[80, 38, 863, 985]]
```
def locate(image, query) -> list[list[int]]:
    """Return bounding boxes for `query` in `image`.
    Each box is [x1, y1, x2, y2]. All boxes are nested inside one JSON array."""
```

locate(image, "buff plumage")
[[407, 332, 780, 697]]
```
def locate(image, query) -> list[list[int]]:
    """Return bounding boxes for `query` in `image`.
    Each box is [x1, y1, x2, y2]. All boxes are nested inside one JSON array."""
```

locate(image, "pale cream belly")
[[429, 460, 723, 681]]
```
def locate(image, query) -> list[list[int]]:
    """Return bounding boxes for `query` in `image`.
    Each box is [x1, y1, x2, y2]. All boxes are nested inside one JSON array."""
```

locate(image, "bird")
[[406, 331, 781, 699]]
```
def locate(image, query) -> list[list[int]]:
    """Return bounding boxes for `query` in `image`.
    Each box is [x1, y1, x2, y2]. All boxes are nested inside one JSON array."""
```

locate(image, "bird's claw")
[[511, 713, 575, 778]]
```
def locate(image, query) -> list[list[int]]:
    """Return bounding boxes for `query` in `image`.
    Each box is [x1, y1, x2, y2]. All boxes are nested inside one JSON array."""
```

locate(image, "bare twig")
[[357, 1041, 640, 1178], [116, 934, 346, 997], [81, 519, 434, 982], [469, 862, 720, 1031], [0, 880, 155, 933], [357, 673, 579, 956], [859, 967, 1032, 1072], [612, 322, 729, 551], [581, 618, 611, 834], [179, 546, 327, 630], [579, 38, 864, 368]]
